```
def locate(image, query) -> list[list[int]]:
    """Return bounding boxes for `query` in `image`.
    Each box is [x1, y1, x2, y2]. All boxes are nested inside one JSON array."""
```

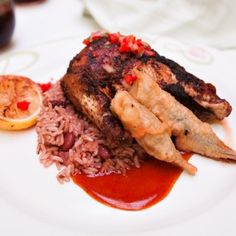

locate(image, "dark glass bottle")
[[0, 0, 15, 48], [14, 0, 46, 4]]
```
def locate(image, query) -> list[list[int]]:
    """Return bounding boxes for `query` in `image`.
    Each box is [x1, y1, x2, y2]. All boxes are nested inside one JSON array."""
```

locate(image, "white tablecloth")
[[83, 0, 236, 49], [7, 0, 99, 50], [1, 0, 236, 54]]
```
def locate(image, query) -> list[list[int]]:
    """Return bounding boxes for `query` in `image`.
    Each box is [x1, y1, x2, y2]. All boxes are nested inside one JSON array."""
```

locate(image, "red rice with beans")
[[36, 81, 144, 183]]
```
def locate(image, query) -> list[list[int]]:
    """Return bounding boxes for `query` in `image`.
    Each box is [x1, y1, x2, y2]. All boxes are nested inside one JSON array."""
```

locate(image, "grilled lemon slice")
[[0, 75, 43, 131]]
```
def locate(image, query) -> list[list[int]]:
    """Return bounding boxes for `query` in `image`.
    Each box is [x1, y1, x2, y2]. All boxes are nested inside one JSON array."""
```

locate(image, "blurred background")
[[0, 0, 236, 52]]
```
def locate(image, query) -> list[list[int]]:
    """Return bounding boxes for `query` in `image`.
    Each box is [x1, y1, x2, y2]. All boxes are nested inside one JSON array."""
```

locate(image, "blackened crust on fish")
[[154, 54, 232, 119], [164, 83, 216, 121], [61, 36, 232, 142], [102, 115, 132, 143], [61, 72, 132, 144]]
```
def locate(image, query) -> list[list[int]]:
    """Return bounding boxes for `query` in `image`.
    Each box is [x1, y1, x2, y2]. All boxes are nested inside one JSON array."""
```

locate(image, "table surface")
[[1, 0, 97, 52], [1, 0, 236, 56]]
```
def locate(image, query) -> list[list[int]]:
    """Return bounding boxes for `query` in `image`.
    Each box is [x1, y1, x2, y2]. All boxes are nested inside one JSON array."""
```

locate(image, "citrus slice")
[[0, 75, 43, 131]]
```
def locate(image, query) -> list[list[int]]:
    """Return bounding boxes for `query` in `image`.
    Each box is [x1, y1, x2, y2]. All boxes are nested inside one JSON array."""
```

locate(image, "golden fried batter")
[[111, 90, 197, 174], [129, 66, 236, 161]]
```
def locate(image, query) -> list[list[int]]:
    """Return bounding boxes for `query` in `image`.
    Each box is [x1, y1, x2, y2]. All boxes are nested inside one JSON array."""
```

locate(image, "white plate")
[[0, 36, 236, 236]]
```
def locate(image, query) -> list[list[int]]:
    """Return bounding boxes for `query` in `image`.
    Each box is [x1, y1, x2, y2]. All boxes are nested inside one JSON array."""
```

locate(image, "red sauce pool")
[[72, 153, 192, 211]]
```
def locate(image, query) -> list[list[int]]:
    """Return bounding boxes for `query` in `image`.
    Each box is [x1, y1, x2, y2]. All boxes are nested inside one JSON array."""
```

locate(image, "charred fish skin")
[[154, 54, 232, 120], [61, 73, 132, 144]]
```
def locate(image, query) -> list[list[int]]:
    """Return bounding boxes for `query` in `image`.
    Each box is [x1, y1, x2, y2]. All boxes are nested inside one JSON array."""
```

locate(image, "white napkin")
[[83, 0, 236, 48]]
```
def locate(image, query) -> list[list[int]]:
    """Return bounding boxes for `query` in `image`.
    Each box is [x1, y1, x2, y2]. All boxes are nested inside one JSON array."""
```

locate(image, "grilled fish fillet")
[[62, 73, 132, 144], [62, 34, 232, 142]]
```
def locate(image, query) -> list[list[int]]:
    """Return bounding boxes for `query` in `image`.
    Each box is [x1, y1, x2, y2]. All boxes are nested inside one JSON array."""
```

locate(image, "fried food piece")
[[129, 66, 236, 161], [111, 90, 197, 174]]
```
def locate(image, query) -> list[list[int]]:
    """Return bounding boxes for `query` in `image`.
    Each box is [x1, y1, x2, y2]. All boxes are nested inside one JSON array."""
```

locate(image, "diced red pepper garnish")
[[91, 31, 105, 41], [119, 41, 131, 53], [137, 45, 145, 56], [126, 35, 136, 44], [108, 33, 120, 43], [92, 51, 99, 57], [91, 35, 101, 41], [39, 82, 52, 92], [83, 31, 155, 58], [83, 31, 108, 45], [131, 43, 138, 51], [144, 50, 156, 57], [136, 39, 143, 46], [17, 101, 30, 111], [118, 35, 125, 44], [83, 38, 90, 46], [124, 74, 137, 85]]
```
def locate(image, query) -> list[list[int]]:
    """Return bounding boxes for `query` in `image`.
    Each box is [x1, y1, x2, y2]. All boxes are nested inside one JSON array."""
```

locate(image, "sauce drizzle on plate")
[[72, 153, 192, 210]]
